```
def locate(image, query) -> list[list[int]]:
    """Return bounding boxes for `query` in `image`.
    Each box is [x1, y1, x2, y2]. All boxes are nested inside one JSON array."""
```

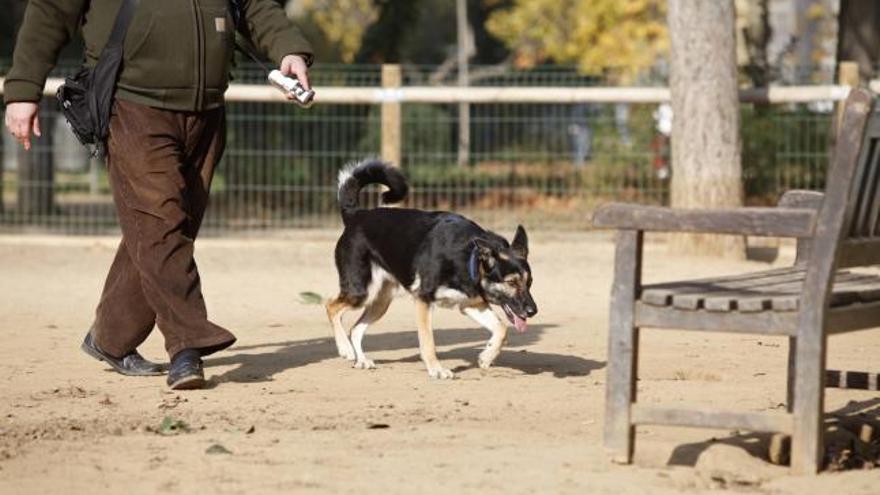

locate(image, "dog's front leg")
[[461, 303, 507, 369], [415, 299, 454, 379]]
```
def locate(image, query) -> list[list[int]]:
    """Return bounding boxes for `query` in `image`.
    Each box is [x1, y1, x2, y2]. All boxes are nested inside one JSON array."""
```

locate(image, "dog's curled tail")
[[337, 159, 409, 221]]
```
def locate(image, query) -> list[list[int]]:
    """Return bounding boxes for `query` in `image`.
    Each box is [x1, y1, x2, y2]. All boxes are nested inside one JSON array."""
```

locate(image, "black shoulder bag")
[[56, 0, 139, 158]]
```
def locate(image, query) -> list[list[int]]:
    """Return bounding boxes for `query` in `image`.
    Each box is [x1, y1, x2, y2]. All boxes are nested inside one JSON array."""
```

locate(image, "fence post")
[[456, 0, 471, 167], [381, 64, 402, 166], [836, 61, 860, 136]]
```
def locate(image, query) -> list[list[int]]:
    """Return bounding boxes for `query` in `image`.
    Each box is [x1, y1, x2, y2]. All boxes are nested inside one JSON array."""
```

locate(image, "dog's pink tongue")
[[513, 314, 528, 333]]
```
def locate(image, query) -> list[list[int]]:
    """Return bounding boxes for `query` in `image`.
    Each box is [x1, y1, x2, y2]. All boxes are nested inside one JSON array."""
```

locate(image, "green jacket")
[[4, 0, 313, 110]]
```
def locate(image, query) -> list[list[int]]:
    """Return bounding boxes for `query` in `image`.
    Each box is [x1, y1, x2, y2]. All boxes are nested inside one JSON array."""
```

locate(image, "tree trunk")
[[668, 0, 745, 259], [836, 0, 880, 82], [0, 130, 4, 215], [0, 117, 6, 215]]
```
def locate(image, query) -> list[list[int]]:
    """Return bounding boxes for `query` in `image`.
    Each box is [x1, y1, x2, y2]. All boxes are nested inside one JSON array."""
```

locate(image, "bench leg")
[[791, 326, 827, 474], [603, 230, 642, 463], [786, 336, 796, 413], [604, 325, 639, 463]]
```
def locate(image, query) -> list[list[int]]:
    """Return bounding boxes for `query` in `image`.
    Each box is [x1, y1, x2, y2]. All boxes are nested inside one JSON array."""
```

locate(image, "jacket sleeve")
[[3, 0, 87, 104], [242, 0, 314, 66]]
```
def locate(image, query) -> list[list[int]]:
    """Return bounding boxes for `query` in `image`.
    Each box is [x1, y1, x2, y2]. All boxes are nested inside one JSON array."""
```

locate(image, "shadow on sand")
[[205, 323, 604, 384], [667, 397, 880, 469]]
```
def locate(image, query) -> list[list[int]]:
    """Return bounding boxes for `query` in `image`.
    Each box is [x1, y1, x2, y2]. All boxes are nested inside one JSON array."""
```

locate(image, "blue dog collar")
[[468, 246, 480, 282]]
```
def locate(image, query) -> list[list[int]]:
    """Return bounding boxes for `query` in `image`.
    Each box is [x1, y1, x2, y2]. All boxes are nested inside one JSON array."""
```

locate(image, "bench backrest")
[[799, 89, 875, 333], [829, 90, 880, 267]]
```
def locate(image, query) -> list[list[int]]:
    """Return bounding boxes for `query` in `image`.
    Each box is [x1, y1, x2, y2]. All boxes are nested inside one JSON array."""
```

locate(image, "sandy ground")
[[0, 230, 879, 494]]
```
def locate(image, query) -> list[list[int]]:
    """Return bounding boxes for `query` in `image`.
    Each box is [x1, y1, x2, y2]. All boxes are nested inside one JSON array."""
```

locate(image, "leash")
[[233, 35, 272, 72], [227, 0, 269, 68], [228, 0, 293, 72]]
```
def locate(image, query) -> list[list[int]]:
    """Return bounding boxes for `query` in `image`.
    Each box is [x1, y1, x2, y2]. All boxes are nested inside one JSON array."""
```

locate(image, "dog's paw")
[[353, 359, 376, 370], [427, 366, 455, 380], [335, 340, 356, 361], [478, 349, 499, 369]]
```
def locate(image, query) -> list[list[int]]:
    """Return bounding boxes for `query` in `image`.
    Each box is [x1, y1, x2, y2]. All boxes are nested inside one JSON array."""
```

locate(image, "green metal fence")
[[0, 63, 836, 234]]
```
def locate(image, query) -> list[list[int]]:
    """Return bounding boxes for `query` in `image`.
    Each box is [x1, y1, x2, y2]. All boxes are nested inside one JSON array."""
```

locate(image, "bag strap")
[[227, 0, 272, 71], [106, 0, 140, 50], [85, 0, 139, 157], [229, 0, 243, 28]]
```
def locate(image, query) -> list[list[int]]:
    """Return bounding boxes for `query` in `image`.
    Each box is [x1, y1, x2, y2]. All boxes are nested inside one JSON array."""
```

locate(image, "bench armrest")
[[776, 190, 824, 263], [777, 190, 824, 210], [591, 203, 816, 237]]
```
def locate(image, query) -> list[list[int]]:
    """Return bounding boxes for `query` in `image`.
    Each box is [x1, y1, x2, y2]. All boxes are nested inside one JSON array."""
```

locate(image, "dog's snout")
[[525, 305, 537, 317]]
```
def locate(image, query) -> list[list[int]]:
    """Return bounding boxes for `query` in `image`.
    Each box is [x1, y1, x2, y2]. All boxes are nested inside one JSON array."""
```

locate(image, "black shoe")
[[167, 349, 205, 390], [81, 331, 165, 376]]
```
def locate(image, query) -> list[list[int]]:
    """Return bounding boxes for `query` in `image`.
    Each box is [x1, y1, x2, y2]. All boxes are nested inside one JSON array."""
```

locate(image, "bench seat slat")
[[640, 269, 880, 314], [646, 267, 810, 310]]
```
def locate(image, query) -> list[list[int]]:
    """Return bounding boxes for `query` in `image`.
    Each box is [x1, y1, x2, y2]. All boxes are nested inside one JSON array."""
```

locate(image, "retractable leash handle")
[[234, 43, 315, 108], [268, 70, 315, 108]]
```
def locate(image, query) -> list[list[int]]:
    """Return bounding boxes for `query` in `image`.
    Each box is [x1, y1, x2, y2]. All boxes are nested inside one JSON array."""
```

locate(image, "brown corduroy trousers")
[[91, 99, 236, 359]]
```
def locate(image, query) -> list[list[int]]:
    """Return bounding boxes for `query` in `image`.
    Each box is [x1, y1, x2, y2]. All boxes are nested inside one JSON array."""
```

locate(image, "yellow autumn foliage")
[[299, 0, 379, 62], [486, 0, 668, 82]]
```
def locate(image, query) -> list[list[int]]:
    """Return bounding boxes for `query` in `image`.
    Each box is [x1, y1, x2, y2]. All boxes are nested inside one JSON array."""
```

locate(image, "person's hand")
[[279, 54, 310, 99], [4, 101, 41, 151]]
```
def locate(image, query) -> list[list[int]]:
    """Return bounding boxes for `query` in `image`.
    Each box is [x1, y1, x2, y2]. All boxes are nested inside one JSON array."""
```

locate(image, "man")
[[3, 0, 313, 389]]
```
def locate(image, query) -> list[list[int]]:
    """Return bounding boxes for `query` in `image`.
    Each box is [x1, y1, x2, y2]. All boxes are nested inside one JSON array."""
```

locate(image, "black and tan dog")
[[325, 159, 537, 379]]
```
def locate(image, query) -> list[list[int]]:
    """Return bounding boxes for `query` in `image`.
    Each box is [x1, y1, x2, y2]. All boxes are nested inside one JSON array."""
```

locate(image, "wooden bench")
[[591, 88, 880, 474]]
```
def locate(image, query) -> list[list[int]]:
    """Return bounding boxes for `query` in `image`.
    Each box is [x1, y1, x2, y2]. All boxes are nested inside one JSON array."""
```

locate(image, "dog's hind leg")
[[350, 281, 395, 369], [326, 296, 359, 361], [415, 299, 454, 379], [461, 303, 508, 369]]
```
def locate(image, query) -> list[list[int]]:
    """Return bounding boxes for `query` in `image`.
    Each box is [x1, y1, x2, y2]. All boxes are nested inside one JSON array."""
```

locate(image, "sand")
[[0, 231, 878, 494]]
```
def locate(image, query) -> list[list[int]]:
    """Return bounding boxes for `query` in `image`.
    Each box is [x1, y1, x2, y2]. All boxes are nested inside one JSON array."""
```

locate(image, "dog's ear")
[[511, 225, 529, 258], [473, 238, 497, 268]]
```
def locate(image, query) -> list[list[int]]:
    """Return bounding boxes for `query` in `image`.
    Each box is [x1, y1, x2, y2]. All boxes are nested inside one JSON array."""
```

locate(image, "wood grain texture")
[[603, 230, 643, 464], [639, 269, 880, 315], [825, 370, 880, 390], [827, 299, 880, 333], [591, 203, 816, 237], [631, 405, 793, 434], [792, 89, 872, 475], [600, 89, 877, 475], [778, 190, 825, 264], [381, 65, 402, 166], [777, 190, 826, 210], [838, 238, 880, 268], [634, 302, 797, 335]]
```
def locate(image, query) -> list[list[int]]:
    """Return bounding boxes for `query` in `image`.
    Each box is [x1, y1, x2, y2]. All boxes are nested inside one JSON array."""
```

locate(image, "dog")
[[325, 159, 538, 379]]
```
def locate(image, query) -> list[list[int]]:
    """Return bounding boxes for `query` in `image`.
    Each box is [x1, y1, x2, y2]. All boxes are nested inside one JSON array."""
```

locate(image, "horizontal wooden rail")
[[635, 302, 798, 335], [827, 300, 880, 333], [592, 204, 817, 237], [825, 369, 880, 390], [0, 77, 855, 104], [631, 405, 793, 434]]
